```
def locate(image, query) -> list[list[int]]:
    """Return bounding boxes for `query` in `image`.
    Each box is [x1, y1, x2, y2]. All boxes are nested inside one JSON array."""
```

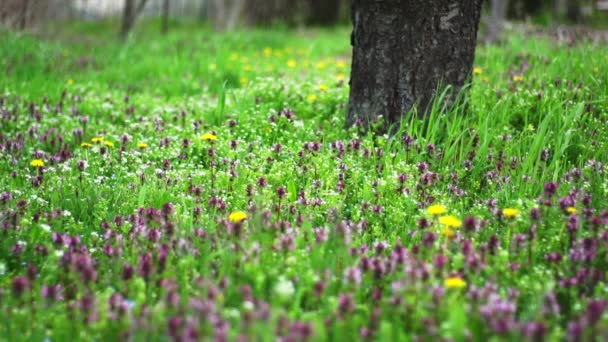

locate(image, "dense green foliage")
[[1, 23, 608, 341]]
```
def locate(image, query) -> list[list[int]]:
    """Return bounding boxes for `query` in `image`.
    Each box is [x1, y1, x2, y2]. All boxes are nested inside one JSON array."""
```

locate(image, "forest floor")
[[1, 22, 608, 340]]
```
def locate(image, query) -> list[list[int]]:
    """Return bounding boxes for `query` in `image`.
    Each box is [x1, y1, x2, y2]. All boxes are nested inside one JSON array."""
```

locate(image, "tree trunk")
[[121, 0, 136, 39], [486, 0, 509, 43], [566, 0, 580, 23], [346, 0, 483, 131], [161, 0, 170, 34], [306, 0, 341, 26], [19, 0, 30, 30], [121, 0, 148, 39]]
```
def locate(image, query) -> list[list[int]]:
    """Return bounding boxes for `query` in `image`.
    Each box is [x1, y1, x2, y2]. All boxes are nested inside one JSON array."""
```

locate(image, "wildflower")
[[274, 276, 295, 300], [104, 141, 114, 148], [473, 67, 483, 75], [202, 133, 217, 141], [263, 47, 272, 56], [31, 159, 45, 168], [566, 207, 577, 215], [81, 142, 92, 148], [287, 60, 297, 68], [336, 74, 346, 81], [427, 204, 447, 216], [502, 208, 520, 219], [439, 215, 462, 228], [92, 137, 104, 144], [67, 79, 74, 86], [594, 67, 599, 73], [513, 75, 524, 82], [444, 276, 467, 289], [335, 60, 347, 69], [307, 94, 318, 102], [137, 142, 148, 149], [229, 211, 247, 223], [318, 84, 328, 91], [441, 227, 455, 238]]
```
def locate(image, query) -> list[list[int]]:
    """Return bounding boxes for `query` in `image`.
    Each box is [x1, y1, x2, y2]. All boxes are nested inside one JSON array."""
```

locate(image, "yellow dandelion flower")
[[31, 159, 45, 167], [441, 227, 456, 239], [263, 47, 272, 57], [67, 79, 74, 86], [240, 77, 249, 85], [137, 142, 148, 149], [307, 94, 318, 102], [473, 67, 483, 75], [593, 67, 599, 73], [502, 208, 520, 219], [202, 133, 218, 141], [566, 207, 577, 214], [81, 142, 92, 148], [315, 62, 326, 70], [229, 211, 247, 223], [439, 215, 462, 228], [91, 137, 104, 144], [335, 60, 347, 69], [287, 60, 297, 68], [336, 73, 346, 81], [513, 75, 524, 82], [444, 276, 467, 289], [319, 84, 328, 91], [104, 141, 114, 148], [427, 204, 447, 216]]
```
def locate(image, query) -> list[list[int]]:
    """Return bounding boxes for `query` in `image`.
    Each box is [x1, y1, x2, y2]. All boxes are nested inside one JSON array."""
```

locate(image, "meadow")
[[1, 21, 608, 340]]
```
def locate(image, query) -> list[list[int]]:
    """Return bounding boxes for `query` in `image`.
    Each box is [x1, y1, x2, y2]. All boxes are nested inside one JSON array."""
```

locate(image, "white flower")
[[242, 301, 254, 312], [40, 224, 51, 232], [273, 276, 295, 300]]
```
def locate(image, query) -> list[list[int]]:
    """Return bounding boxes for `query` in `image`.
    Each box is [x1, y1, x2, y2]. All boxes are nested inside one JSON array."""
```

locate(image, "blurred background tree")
[[0, 0, 606, 37]]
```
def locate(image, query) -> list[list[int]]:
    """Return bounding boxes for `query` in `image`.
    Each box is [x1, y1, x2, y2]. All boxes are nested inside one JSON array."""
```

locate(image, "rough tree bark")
[[121, 0, 148, 39], [346, 0, 483, 130], [161, 0, 170, 34]]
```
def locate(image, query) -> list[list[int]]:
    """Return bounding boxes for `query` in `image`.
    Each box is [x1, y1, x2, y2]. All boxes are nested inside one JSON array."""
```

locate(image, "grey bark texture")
[[346, 0, 483, 131]]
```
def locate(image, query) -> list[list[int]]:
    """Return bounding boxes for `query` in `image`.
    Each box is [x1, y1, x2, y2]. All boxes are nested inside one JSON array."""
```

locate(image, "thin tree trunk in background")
[[161, 0, 170, 34], [19, 0, 30, 30], [226, 0, 245, 30], [566, 0, 580, 23], [486, 0, 509, 43], [306, 0, 341, 25], [121, 0, 148, 39], [121, 0, 135, 38], [347, 0, 483, 131]]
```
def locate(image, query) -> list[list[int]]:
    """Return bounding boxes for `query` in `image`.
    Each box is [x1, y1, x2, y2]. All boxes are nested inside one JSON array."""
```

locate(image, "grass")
[[0, 21, 607, 341]]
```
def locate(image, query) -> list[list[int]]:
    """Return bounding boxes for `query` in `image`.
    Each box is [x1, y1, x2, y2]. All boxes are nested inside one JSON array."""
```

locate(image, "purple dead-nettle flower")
[[343, 266, 362, 285], [12, 276, 29, 297], [312, 227, 328, 243], [337, 293, 355, 317]]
